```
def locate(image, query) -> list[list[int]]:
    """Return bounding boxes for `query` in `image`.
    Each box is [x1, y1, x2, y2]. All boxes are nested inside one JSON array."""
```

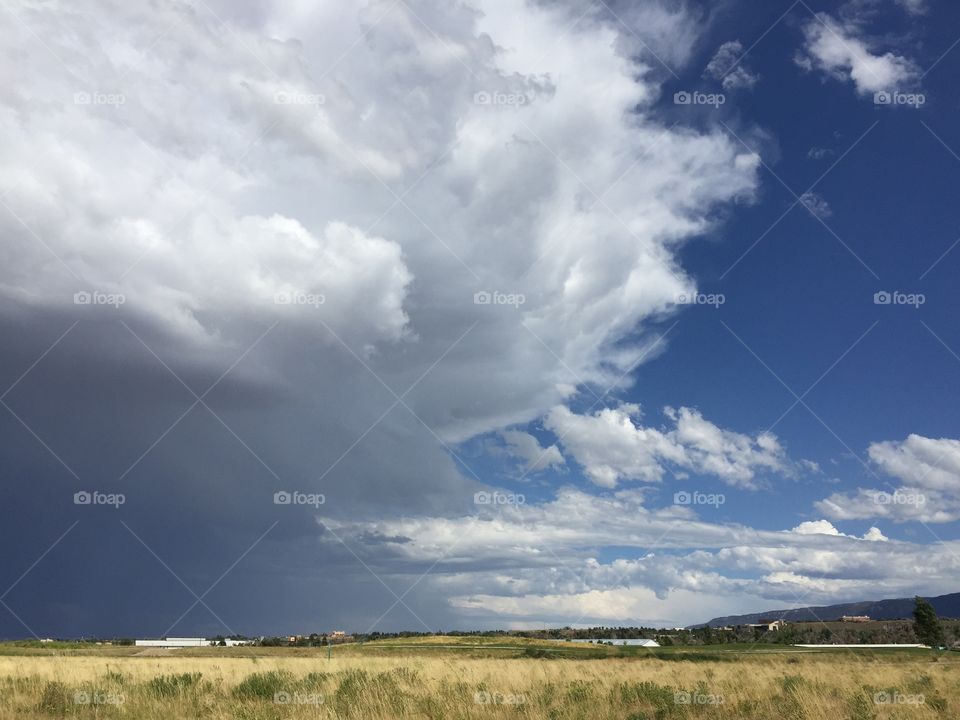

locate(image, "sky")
[[2, 0, 960, 638]]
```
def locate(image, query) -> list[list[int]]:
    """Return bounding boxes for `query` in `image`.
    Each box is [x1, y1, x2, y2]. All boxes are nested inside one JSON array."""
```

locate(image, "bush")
[[148, 672, 202, 697], [233, 670, 294, 701], [37, 681, 69, 715]]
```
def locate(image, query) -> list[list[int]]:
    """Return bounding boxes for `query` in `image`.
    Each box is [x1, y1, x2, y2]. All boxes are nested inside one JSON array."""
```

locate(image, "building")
[[135, 637, 210, 647], [796, 644, 924, 648], [840, 615, 871, 622], [571, 638, 660, 647], [745, 620, 787, 631]]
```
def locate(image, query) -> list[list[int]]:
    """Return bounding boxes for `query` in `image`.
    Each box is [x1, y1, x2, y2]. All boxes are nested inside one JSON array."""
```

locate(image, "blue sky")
[[1, 0, 960, 637]]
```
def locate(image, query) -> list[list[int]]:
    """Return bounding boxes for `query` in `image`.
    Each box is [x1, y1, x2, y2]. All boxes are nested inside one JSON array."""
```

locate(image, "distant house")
[[840, 615, 871, 622], [745, 620, 787, 631]]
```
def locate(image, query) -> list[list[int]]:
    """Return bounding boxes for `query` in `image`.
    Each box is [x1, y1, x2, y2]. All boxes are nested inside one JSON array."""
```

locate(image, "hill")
[[698, 591, 960, 627]]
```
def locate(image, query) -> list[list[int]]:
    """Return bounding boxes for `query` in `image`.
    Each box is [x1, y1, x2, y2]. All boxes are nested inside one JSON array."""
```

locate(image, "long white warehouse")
[[134, 637, 210, 647]]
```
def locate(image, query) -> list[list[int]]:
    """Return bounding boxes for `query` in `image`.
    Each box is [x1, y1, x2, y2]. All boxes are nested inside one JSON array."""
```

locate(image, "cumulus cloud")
[[870, 435, 960, 491], [322, 488, 958, 625], [790, 519, 887, 541], [0, 0, 761, 440], [0, 0, 768, 635], [544, 404, 791, 488], [796, 12, 919, 97], [704, 40, 759, 91], [499, 430, 565, 472], [817, 434, 960, 523]]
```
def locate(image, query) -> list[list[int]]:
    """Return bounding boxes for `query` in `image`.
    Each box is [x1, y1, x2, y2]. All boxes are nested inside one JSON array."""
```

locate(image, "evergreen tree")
[[913, 596, 945, 647]]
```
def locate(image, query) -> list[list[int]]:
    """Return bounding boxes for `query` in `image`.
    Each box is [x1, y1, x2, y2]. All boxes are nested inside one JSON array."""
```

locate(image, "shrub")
[[37, 681, 69, 715], [148, 672, 203, 697], [233, 670, 294, 701]]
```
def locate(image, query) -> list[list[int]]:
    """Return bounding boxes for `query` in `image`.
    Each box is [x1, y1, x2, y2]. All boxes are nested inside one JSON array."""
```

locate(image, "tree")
[[913, 596, 945, 647]]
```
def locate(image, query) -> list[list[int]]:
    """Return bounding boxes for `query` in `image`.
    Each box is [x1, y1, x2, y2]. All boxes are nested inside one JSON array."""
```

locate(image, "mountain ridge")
[[695, 591, 960, 628]]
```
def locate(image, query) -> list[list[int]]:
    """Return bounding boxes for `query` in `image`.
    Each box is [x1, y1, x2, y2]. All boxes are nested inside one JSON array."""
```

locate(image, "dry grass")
[[0, 641, 956, 719]]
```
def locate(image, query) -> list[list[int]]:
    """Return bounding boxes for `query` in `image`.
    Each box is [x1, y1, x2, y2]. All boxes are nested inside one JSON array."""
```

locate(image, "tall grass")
[[0, 645, 955, 719]]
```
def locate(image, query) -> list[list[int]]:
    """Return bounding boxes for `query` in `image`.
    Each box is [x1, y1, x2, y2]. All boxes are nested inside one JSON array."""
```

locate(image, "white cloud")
[[796, 12, 919, 96], [324, 487, 958, 626], [895, 0, 927, 15], [807, 147, 835, 160], [544, 404, 790, 488], [499, 430, 565, 472], [0, 0, 760, 446], [790, 519, 887, 541], [817, 434, 960, 523], [799, 192, 833, 219], [869, 435, 960, 491], [704, 40, 758, 91]]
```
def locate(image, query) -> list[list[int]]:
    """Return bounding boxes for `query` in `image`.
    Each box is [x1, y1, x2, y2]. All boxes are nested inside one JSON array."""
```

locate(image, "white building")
[[135, 637, 210, 647], [571, 638, 660, 647]]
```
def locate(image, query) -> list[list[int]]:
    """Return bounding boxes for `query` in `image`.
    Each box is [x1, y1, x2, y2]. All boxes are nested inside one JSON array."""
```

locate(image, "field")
[[0, 637, 956, 719]]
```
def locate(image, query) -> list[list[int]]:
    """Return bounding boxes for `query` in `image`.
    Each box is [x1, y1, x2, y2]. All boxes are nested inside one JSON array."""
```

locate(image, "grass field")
[[0, 637, 955, 719]]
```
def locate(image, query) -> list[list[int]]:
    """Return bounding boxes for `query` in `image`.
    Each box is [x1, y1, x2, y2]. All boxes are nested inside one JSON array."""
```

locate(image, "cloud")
[[544, 404, 791, 488], [816, 434, 960, 523], [807, 147, 835, 160], [322, 487, 958, 625], [870, 435, 960, 491], [796, 12, 919, 96], [704, 40, 758, 91], [499, 430, 565, 472], [0, 0, 766, 635], [790, 519, 887, 541], [895, 0, 927, 15], [799, 192, 833, 219], [0, 0, 761, 442]]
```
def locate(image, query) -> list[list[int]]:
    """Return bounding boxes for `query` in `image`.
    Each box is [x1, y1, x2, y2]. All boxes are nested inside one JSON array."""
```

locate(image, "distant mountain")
[[697, 592, 960, 628]]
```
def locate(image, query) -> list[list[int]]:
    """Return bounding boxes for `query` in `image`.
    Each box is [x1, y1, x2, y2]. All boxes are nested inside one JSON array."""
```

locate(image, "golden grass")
[[0, 641, 956, 719]]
